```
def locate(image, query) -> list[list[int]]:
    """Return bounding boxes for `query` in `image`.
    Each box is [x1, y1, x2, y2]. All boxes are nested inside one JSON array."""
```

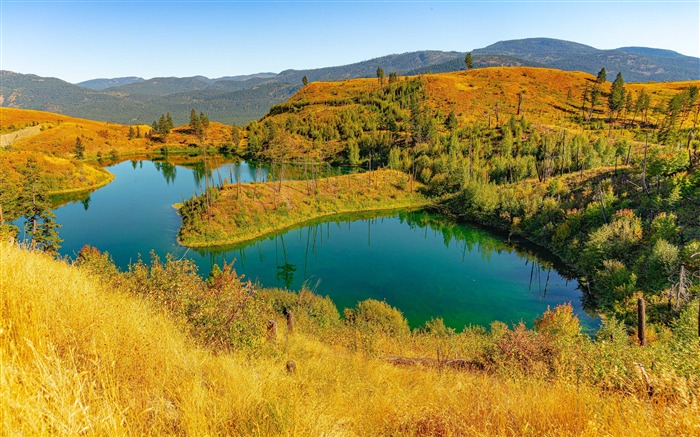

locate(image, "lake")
[[36, 157, 596, 330]]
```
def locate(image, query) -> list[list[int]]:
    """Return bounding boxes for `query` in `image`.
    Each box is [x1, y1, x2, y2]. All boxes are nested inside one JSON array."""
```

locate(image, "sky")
[[1, 0, 698, 83]]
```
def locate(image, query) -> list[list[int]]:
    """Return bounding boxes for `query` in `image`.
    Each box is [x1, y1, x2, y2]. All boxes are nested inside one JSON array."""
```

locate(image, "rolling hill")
[[1, 39, 698, 126], [473, 38, 700, 82], [77, 76, 145, 90]]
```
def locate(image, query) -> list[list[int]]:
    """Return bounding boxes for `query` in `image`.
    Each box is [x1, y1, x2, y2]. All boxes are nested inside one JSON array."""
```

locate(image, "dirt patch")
[[0, 124, 43, 148]]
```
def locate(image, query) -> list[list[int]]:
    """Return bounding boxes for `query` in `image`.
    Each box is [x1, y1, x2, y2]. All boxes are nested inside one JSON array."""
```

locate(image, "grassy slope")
[[3, 240, 697, 435], [179, 169, 429, 247], [0, 107, 234, 159], [0, 151, 113, 195], [273, 67, 699, 136]]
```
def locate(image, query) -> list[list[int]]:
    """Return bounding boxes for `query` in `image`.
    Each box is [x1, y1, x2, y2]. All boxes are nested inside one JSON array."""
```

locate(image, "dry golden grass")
[[0, 108, 234, 159], [2, 241, 698, 435], [179, 169, 429, 247], [0, 150, 113, 194], [280, 67, 700, 130]]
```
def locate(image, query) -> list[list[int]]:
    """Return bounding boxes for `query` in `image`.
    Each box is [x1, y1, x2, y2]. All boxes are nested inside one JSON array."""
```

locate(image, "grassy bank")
[[3, 241, 699, 435], [178, 169, 430, 247]]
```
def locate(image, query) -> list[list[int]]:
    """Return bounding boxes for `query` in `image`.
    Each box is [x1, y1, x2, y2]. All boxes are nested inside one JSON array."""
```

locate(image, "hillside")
[[245, 67, 700, 165], [0, 71, 298, 126], [0, 107, 237, 158], [3, 239, 699, 434], [76, 76, 145, 90], [474, 38, 700, 82]]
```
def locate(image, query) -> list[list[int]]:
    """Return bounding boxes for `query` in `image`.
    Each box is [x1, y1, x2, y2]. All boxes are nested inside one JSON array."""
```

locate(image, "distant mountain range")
[[2, 38, 698, 125]]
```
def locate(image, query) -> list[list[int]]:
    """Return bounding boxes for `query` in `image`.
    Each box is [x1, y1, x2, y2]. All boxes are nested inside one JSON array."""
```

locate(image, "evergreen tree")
[[188, 108, 204, 138], [158, 114, 168, 134], [166, 113, 174, 131], [465, 52, 473, 70], [608, 72, 626, 120], [73, 136, 85, 159], [136, 126, 141, 138], [596, 68, 607, 83], [128, 126, 135, 139], [200, 111, 210, 129], [189, 109, 200, 131], [18, 157, 62, 252], [376, 67, 385, 86], [302, 75, 308, 86]]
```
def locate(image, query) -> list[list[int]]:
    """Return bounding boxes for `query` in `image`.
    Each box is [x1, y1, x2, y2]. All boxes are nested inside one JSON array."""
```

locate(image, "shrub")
[[344, 299, 410, 337]]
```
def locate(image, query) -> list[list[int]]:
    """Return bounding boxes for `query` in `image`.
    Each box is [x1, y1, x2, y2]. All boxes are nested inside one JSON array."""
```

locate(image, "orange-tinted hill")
[[282, 67, 699, 129], [0, 108, 234, 159]]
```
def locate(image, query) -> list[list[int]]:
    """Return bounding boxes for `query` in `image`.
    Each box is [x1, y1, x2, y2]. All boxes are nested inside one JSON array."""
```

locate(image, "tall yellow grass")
[[1, 241, 697, 435]]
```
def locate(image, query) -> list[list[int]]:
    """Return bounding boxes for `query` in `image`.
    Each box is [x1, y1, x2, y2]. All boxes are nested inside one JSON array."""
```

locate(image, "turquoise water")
[[41, 158, 595, 330]]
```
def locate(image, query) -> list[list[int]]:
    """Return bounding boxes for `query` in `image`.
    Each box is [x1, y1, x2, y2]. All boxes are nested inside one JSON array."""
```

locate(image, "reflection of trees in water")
[[195, 209, 583, 302], [396, 210, 594, 309], [152, 161, 177, 185]]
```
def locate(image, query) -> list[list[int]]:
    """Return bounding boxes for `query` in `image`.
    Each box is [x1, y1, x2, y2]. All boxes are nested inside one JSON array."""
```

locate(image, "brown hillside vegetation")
[[179, 169, 428, 247], [282, 67, 700, 129], [3, 241, 699, 435], [0, 151, 113, 195], [246, 67, 700, 168], [0, 107, 235, 159]]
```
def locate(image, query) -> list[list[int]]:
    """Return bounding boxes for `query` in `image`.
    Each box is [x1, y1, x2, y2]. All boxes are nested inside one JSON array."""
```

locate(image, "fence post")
[[637, 297, 646, 346]]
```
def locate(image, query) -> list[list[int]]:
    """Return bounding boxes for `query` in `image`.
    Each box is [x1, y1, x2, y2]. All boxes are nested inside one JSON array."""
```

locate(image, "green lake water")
[[39, 158, 597, 330]]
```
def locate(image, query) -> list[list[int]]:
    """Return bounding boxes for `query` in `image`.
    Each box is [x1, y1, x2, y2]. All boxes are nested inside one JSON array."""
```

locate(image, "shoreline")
[[178, 202, 432, 248]]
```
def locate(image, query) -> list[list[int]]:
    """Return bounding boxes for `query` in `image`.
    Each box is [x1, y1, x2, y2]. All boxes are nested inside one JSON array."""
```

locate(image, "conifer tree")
[[376, 67, 385, 86], [18, 157, 62, 252], [200, 111, 210, 129], [74, 136, 85, 159], [128, 126, 135, 139], [465, 52, 473, 70], [596, 68, 607, 83], [302, 75, 308, 86], [608, 72, 626, 120], [166, 113, 174, 131]]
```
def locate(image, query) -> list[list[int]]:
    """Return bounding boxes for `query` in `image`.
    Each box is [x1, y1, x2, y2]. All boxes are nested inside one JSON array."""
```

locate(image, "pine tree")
[[465, 52, 473, 70], [376, 67, 385, 86], [158, 114, 168, 134], [166, 113, 174, 131], [74, 136, 85, 159], [128, 126, 135, 139], [200, 111, 210, 129], [136, 126, 141, 138], [608, 72, 626, 120], [302, 75, 308, 86], [596, 68, 607, 84], [18, 157, 62, 252], [189, 109, 199, 131]]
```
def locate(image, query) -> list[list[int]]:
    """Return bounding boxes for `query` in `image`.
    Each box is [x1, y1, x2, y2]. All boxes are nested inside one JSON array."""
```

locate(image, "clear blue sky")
[[1, 1, 698, 83]]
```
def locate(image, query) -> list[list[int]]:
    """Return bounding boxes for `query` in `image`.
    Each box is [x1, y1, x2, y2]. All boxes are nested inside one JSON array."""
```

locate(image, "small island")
[[178, 168, 430, 247]]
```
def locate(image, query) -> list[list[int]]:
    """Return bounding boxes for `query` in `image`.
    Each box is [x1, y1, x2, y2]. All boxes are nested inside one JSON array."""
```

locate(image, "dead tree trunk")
[[638, 297, 646, 346]]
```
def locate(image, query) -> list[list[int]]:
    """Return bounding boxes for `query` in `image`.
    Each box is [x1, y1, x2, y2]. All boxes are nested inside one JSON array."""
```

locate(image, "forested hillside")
[[215, 66, 700, 325]]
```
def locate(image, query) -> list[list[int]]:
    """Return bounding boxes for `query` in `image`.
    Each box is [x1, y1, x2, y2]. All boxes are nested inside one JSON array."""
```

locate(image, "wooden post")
[[286, 311, 295, 335], [267, 319, 277, 343], [637, 297, 646, 346]]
